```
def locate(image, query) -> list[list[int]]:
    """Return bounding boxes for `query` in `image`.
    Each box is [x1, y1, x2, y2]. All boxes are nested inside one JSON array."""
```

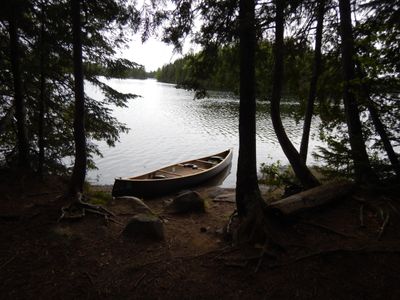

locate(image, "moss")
[[87, 190, 112, 205]]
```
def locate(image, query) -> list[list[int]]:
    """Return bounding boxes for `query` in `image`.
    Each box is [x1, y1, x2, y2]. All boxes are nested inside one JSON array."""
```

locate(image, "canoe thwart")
[[157, 170, 183, 177]]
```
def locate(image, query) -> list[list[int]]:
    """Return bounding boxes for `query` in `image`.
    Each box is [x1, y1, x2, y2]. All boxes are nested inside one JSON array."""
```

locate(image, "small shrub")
[[258, 160, 295, 189]]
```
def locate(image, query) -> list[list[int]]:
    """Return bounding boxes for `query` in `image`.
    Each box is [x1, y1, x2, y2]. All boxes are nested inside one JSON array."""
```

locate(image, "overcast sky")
[[119, 33, 199, 72]]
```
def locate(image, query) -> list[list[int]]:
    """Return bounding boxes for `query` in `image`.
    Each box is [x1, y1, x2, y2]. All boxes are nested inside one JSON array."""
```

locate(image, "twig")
[[0, 254, 17, 270], [133, 273, 147, 291], [212, 199, 235, 203], [378, 213, 390, 240]]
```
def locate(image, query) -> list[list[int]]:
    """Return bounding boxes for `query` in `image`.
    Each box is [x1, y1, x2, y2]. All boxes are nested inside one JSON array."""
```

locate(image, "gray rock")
[[123, 213, 164, 241], [167, 191, 206, 214], [111, 196, 154, 215]]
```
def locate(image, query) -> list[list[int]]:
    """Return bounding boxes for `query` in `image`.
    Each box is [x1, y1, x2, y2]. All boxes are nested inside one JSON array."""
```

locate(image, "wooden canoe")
[[112, 148, 233, 197]]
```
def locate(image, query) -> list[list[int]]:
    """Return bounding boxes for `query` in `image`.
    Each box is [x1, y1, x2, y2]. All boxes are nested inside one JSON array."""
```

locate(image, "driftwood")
[[267, 180, 354, 215]]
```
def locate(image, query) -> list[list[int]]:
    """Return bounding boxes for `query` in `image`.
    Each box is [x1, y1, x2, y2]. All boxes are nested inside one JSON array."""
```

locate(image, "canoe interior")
[[128, 149, 231, 181]]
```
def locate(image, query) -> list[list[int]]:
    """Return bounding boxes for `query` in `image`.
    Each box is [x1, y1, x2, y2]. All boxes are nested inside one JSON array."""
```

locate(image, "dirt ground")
[[1, 174, 400, 299]]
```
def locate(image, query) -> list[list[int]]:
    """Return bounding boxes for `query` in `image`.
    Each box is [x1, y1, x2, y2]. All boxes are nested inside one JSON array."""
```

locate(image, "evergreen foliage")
[[0, 0, 398, 185], [155, 41, 313, 100], [0, 0, 141, 174]]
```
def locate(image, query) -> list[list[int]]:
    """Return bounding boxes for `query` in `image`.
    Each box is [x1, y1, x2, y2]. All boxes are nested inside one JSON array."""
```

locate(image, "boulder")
[[123, 213, 164, 241], [166, 191, 206, 214], [110, 196, 154, 215]]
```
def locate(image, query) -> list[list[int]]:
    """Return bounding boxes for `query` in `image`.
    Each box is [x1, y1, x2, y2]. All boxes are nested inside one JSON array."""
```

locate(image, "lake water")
[[86, 78, 323, 187]]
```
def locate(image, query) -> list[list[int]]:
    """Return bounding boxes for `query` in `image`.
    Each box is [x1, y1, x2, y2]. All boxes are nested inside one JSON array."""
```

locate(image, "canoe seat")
[[158, 169, 182, 176], [196, 159, 217, 165]]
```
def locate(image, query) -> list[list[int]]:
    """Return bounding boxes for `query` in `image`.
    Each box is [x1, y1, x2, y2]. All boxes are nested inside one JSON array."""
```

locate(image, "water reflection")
[[87, 78, 323, 187]]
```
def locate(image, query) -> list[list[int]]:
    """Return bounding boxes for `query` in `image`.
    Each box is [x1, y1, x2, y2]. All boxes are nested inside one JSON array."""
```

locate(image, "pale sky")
[[119, 34, 199, 72], [119, 35, 177, 72]]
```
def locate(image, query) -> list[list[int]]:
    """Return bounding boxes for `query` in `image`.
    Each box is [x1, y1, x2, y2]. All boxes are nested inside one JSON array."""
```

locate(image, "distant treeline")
[[86, 59, 156, 79], [155, 40, 322, 100]]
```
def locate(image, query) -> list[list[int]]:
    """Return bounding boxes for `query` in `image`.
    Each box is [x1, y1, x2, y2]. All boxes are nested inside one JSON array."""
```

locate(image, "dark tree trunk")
[[68, 0, 87, 196], [8, 9, 30, 170], [38, 4, 46, 177], [270, 0, 320, 189], [338, 0, 377, 183], [236, 0, 262, 217], [356, 66, 400, 179], [367, 101, 400, 179], [300, 0, 325, 164]]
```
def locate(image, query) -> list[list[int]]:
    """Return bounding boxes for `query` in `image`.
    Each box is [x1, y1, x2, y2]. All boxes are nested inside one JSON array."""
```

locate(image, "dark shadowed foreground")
[[1, 175, 400, 299]]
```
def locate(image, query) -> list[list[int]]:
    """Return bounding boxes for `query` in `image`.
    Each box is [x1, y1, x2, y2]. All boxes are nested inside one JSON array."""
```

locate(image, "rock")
[[166, 191, 206, 213], [123, 213, 164, 241], [110, 196, 154, 215]]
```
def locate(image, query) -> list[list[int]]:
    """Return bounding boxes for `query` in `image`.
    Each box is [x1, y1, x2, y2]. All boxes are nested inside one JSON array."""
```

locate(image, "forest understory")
[[1, 174, 400, 299]]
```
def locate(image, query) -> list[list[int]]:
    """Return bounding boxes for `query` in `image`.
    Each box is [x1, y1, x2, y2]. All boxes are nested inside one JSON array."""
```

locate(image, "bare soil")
[[1, 174, 400, 299]]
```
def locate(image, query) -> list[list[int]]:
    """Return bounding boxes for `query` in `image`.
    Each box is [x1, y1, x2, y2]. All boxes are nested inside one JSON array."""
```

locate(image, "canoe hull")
[[112, 149, 233, 197]]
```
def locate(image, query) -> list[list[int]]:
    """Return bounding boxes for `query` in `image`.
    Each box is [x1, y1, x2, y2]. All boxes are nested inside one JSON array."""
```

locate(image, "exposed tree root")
[[377, 213, 390, 240], [229, 197, 287, 272], [235, 204, 285, 252], [58, 193, 120, 225], [226, 210, 238, 237]]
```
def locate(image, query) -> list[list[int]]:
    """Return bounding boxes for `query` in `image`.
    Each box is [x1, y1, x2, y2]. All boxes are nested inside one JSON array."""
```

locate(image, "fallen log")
[[267, 180, 354, 215]]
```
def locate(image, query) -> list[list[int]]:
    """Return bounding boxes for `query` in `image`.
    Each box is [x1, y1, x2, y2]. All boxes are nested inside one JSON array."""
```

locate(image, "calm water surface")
[[87, 78, 323, 187]]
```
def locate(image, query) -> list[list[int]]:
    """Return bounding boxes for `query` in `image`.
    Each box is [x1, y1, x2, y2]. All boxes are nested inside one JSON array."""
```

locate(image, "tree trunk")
[[8, 8, 30, 170], [236, 0, 262, 217], [38, 3, 46, 177], [338, 0, 377, 183], [356, 65, 400, 179], [268, 180, 354, 215], [270, 0, 320, 189], [68, 0, 87, 196], [366, 102, 400, 179], [300, 0, 325, 164]]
